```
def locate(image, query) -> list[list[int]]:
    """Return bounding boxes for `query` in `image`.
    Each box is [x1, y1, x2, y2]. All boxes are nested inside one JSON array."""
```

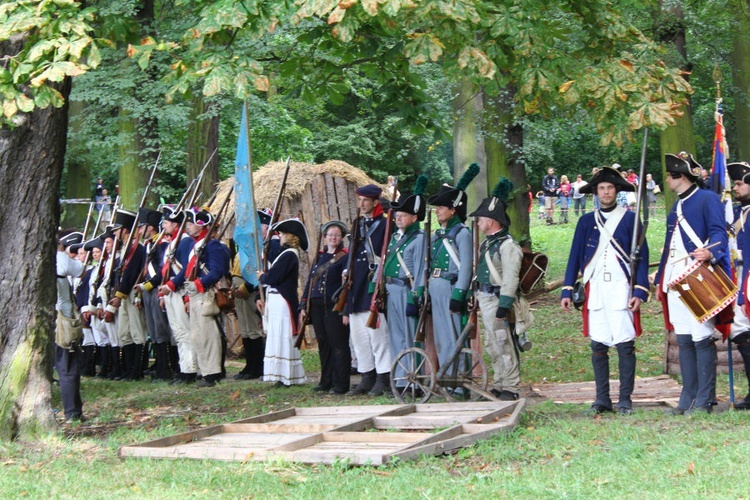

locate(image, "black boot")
[[168, 344, 180, 380], [616, 341, 636, 414], [590, 341, 613, 411], [96, 345, 110, 378], [348, 370, 376, 395], [735, 334, 750, 409], [235, 338, 254, 379], [248, 337, 265, 379], [675, 335, 698, 411], [368, 372, 391, 397], [109, 346, 123, 380], [694, 336, 717, 411], [81, 345, 97, 377], [130, 343, 145, 380], [153, 343, 171, 381]]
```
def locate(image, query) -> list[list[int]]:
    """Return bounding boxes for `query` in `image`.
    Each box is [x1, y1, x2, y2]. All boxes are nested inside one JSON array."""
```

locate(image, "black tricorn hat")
[[391, 174, 429, 221], [257, 208, 273, 226], [728, 162, 750, 184], [82, 236, 104, 251], [161, 204, 184, 224], [470, 178, 513, 227], [59, 231, 84, 248], [185, 207, 213, 226], [272, 218, 309, 251], [665, 152, 702, 182], [138, 207, 162, 230], [110, 209, 137, 231], [427, 163, 481, 222], [579, 166, 635, 194]]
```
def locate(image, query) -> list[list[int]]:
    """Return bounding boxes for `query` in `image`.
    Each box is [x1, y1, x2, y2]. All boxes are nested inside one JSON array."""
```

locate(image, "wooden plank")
[[324, 173, 338, 221], [320, 432, 429, 444], [118, 424, 224, 452], [333, 175, 351, 222], [222, 423, 338, 433], [294, 405, 405, 415], [233, 408, 297, 424]]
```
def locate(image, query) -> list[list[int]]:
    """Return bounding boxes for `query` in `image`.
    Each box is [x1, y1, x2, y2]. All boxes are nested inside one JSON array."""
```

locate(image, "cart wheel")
[[442, 348, 488, 402], [390, 347, 436, 404]]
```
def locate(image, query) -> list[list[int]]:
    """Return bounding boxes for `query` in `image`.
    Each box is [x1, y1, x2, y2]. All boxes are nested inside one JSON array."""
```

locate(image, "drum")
[[667, 260, 738, 323]]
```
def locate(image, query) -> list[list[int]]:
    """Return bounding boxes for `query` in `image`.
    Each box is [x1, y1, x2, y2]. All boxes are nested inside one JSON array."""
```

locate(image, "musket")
[[415, 208, 432, 343], [117, 152, 161, 275], [148, 178, 197, 258], [332, 210, 360, 313], [188, 188, 234, 281], [263, 157, 292, 272], [296, 224, 324, 349], [366, 180, 398, 329], [468, 217, 479, 340], [82, 202, 95, 240], [629, 128, 649, 299]]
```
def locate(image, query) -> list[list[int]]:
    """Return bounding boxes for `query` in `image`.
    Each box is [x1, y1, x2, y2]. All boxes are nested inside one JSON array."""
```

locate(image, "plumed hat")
[[728, 162, 750, 184], [110, 209, 137, 231], [356, 184, 383, 199], [272, 218, 309, 251], [138, 207, 162, 230], [390, 174, 429, 221], [579, 166, 635, 194], [257, 208, 273, 226], [185, 207, 213, 227], [427, 163, 481, 222], [470, 177, 513, 227], [665, 152, 702, 182]]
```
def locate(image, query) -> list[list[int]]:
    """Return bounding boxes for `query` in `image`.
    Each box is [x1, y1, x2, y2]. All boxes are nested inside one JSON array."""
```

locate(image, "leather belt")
[[479, 284, 500, 294], [386, 277, 407, 286]]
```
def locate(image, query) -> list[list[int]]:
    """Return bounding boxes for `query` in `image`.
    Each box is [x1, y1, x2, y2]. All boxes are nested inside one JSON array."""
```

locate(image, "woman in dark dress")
[[300, 220, 351, 394], [258, 218, 308, 387]]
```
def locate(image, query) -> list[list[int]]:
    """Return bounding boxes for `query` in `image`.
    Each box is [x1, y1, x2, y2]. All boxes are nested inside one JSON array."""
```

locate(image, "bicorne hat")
[[728, 162, 750, 184], [272, 218, 309, 251], [665, 152, 702, 182], [138, 207, 162, 230], [470, 178, 513, 227], [110, 209, 137, 231], [427, 163, 481, 222], [390, 174, 429, 221], [579, 166, 635, 194]]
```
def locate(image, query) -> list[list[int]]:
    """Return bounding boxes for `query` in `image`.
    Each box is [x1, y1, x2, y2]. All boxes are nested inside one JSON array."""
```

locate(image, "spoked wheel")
[[390, 347, 436, 404], [441, 348, 488, 402]]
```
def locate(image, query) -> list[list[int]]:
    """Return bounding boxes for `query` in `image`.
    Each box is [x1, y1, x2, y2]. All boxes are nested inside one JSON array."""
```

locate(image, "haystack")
[[210, 159, 389, 264]]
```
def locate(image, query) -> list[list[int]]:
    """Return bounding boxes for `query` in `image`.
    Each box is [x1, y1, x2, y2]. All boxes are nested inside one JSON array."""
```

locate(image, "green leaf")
[[16, 94, 35, 113]]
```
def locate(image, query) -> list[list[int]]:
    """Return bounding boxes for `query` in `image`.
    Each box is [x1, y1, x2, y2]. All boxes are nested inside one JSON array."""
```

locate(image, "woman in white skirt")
[[258, 218, 308, 387]]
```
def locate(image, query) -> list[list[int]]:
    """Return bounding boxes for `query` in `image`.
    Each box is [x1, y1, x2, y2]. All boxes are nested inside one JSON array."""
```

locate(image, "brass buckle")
[[432, 268, 442, 278]]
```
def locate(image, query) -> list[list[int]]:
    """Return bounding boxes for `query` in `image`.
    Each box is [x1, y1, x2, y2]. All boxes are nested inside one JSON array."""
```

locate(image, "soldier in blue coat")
[[344, 184, 390, 396], [655, 152, 731, 414], [727, 162, 750, 410], [427, 164, 479, 371], [561, 166, 649, 415], [383, 176, 427, 396]]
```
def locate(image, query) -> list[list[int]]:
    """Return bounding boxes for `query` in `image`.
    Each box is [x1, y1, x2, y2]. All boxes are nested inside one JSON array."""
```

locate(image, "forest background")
[[2, 0, 750, 442]]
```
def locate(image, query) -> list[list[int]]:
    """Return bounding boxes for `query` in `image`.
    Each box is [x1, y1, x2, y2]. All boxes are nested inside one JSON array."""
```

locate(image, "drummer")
[[655, 152, 732, 415], [727, 162, 750, 410], [560, 166, 649, 416]]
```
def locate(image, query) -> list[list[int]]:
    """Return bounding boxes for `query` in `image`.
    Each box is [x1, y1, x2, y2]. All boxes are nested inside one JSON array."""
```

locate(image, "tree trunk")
[[731, 0, 750, 161], [187, 94, 220, 200], [118, 109, 153, 210], [0, 38, 71, 442], [656, 0, 695, 210], [452, 77, 487, 209], [62, 97, 93, 230], [484, 87, 530, 248]]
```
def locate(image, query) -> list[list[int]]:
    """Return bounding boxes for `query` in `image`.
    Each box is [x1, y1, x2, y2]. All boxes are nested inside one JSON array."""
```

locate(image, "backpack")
[[519, 247, 548, 295]]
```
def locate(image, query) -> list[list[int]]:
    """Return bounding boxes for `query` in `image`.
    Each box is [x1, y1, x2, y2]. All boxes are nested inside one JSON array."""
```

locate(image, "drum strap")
[[676, 201, 705, 249]]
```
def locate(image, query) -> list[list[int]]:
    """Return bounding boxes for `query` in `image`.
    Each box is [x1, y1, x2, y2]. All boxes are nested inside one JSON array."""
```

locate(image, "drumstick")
[[673, 241, 722, 264]]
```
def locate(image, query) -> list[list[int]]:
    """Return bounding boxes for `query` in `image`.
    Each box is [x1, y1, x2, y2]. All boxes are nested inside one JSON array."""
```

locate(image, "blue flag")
[[233, 105, 261, 286]]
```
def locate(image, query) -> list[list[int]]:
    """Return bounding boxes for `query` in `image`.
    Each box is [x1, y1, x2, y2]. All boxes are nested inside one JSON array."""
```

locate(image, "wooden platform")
[[118, 401, 525, 465], [531, 375, 681, 406]]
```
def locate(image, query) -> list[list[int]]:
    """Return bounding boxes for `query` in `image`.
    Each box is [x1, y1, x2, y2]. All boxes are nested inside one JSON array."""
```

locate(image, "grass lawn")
[[3, 196, 750, 498]]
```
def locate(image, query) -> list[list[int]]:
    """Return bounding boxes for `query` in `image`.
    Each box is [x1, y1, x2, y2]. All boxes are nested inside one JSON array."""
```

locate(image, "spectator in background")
[[99, 189, 112, 228], [701, 168, 712, 190], [571, 174, 588, 216], [591, 167, 601, 210], [536, 191, 545, 220], [645, 173, 658, 217], [542, 167, 559, 225], [558, 175, 571, 224], [627, 169, 639, 187]]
